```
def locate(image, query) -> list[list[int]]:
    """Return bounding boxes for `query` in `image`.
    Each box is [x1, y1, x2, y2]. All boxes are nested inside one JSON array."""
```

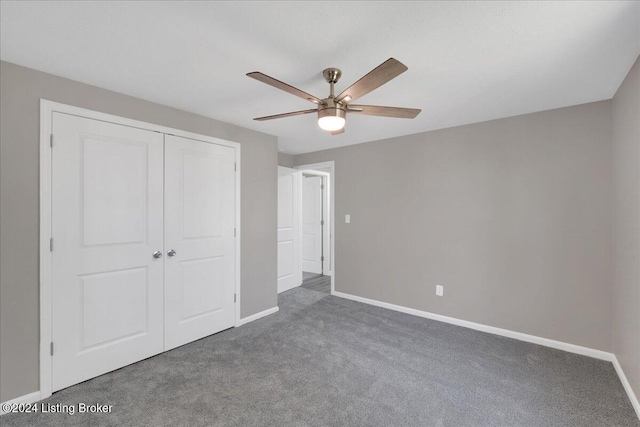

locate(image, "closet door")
[[164, 135, 236, 350], [51, 113, 165, 391]]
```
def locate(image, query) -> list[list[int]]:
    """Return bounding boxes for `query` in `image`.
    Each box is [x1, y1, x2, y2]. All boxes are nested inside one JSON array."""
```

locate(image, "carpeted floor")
[[2, 287, 638, 426], [301, 272, 331, 294], [302, 271, 322, 281]]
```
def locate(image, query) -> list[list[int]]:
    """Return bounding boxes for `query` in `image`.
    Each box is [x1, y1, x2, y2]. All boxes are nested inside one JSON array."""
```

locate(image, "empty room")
[[1, 1, 639, 426]]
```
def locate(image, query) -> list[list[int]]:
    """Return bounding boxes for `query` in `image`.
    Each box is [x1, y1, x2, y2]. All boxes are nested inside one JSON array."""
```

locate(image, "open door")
[[277, 167, 301, 293], [301, 175, 324, 274]]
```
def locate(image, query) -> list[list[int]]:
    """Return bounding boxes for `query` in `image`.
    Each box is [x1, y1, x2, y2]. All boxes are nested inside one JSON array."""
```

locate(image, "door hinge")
[[50, 134, 54, 148], [321, 256, 325, 262], [50, 342, 54, 356], [321, 220, 324, 226], [49, 237, 54, 252], [234, 228, 237, 237], [234, 162, 237, 172], [234, 293, 237, 303], [321, 184, 324, 190]]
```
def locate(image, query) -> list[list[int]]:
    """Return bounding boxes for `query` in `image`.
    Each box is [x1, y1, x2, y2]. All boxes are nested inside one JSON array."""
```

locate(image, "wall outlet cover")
[[436, 285, 444, 296]]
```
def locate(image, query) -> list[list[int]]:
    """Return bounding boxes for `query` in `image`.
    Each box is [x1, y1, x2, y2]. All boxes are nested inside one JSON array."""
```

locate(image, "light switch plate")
[[436, 285, 444, 296], [345, 214, 351, 223]]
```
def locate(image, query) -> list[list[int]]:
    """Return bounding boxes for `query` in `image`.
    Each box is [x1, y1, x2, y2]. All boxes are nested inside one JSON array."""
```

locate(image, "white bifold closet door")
[[51, 114, 236, 392], [164, 135, 236, 350], [51, 113, 165, 391]]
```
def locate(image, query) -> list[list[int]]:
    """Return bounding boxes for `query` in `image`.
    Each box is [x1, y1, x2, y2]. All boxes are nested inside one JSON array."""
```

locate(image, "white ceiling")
[[1, 1, 639, 154]]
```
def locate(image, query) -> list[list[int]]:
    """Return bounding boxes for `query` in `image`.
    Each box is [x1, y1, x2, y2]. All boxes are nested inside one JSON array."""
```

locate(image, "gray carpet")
[[301, 273, 331, 294], [303, 271, 322, 281], [2, 287, 638, 426]]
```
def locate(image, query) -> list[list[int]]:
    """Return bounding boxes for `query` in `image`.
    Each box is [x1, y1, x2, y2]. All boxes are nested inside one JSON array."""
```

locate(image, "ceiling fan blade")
[[253, 109, 317, 121], [335, 58, 408, 104], [247, 72, 324, 105], [347, 105, 421, 119], [330, 127, 345, 136]]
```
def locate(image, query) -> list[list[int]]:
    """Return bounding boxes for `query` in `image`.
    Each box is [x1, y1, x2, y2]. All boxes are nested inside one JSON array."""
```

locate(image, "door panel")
[[79, 267, 148, 349], [277, 167, 300, 293], [180, 257, 224, 320], [82, 138, 148, 245], [164, 135, 236, 350], [301, 176, 323, 274], [51, 113, 164, 392]]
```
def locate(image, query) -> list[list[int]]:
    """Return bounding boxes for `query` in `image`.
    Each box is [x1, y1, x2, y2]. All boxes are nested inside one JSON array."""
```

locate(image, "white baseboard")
[[333, 291, 613, 361], [612, 356, 640, 419], [236, 306, 279, 327], [0, 391, 41, 415]]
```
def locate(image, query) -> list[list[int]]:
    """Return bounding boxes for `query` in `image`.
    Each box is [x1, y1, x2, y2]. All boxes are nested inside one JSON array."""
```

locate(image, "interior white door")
[[51, 113, 165, 392], [301, 176, 323, 274], [164, 135, 236, 350], [277, 167, 301, 293]]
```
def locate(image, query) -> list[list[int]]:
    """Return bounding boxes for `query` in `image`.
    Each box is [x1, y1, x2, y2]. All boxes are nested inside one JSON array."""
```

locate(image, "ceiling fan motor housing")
[[318, 98, 346, 118]]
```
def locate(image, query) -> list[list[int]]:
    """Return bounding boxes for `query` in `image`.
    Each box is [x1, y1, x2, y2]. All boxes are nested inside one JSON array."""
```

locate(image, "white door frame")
[[295, 162, 335, 295], [39, 100, 241, 399]]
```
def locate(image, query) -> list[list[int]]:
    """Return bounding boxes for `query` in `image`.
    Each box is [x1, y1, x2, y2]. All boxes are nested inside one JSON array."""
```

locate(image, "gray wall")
[[0, 61, 278, 402], [278, 152, 294, 168], [612, 56, 640, 401], [294, 100, 613, 352]]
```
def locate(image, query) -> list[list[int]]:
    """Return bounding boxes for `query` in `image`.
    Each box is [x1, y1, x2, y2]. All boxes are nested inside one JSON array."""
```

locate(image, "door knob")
[[152, 251, 162, 259], [167, 249, 176, 257]]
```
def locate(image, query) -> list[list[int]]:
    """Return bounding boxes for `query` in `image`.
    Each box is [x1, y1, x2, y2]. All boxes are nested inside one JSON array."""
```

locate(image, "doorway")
[[277, 161, 335, 295], [300, 172, 330, 294]]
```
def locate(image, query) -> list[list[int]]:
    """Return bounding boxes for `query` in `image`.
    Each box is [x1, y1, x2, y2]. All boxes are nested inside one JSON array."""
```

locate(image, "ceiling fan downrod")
[[322, 68, 342, 99]]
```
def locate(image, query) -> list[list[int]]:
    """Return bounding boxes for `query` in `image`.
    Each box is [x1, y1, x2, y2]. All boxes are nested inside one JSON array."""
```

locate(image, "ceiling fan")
[[247, 58, 421, 135]]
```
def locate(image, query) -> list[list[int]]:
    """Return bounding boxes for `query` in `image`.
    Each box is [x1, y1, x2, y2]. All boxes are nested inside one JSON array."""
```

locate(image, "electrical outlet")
[[436, 285, 444, 297]]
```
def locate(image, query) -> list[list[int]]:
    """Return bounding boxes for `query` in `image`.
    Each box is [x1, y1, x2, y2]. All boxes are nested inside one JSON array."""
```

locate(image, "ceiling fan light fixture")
[[318, 116, 345, 131], [318, 107, 346, 131]]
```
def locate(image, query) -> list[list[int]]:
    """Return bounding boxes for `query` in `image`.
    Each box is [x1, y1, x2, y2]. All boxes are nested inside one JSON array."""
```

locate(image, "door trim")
[[295, 162, 335, 295], [39, 100, 241, 399]]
